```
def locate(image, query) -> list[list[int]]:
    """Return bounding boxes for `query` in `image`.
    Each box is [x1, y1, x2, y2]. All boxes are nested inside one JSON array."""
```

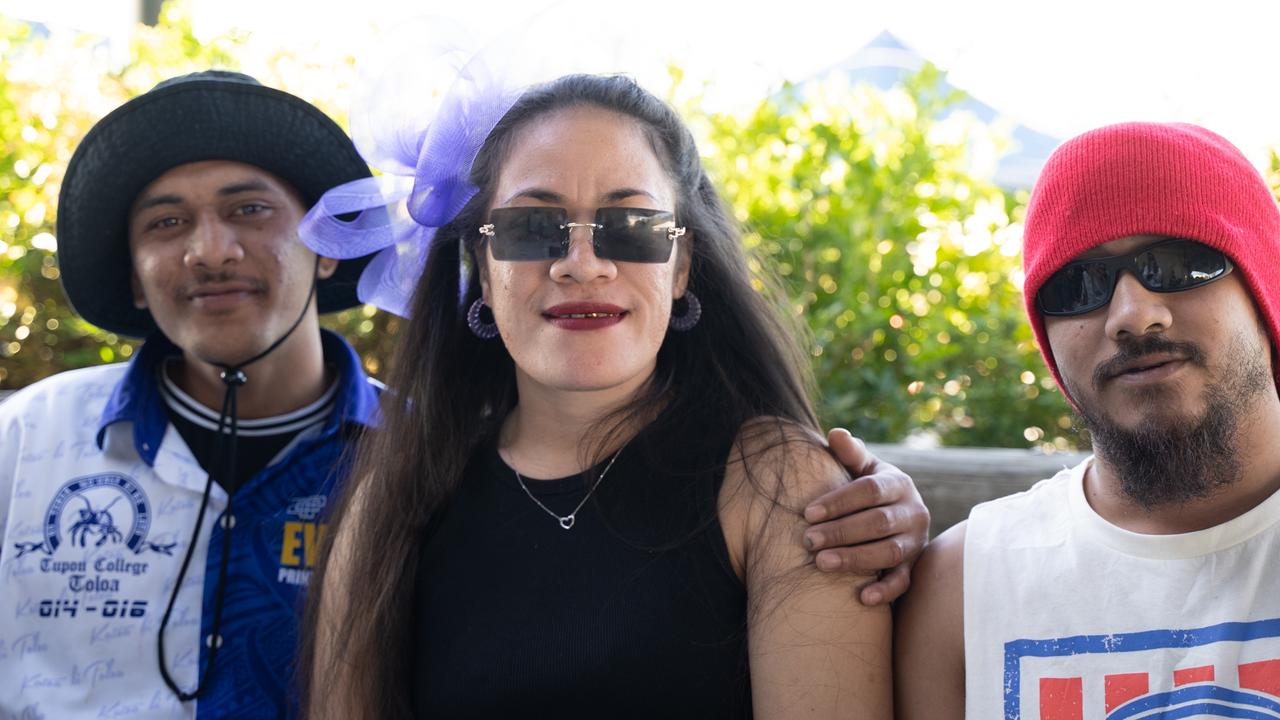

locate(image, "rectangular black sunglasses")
[[1037, 238, 1234, 316], [479, 206, 686, 263]]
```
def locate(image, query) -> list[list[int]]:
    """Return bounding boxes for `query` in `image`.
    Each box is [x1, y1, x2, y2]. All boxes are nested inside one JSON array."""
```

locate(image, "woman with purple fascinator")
[[298, 21, 914, 719]]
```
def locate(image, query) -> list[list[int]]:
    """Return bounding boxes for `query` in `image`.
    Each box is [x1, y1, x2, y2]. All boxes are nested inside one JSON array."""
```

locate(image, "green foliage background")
[[690, 68, 1068, 447], [5, 4, 1277, 448]]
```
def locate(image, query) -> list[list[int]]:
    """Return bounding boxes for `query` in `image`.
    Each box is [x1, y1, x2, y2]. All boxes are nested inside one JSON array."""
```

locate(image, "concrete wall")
[[867, 443, 1088, 536]]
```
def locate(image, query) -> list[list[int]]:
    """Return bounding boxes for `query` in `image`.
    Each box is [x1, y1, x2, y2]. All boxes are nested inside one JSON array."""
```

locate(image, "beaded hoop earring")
[[668, 291, 702, 332], [467, 298, 500, 339]]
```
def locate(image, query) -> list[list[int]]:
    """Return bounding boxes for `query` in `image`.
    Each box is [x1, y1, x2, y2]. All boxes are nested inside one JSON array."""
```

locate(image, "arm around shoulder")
[[720, 420, 892, 719], [894, 520, 967, 720]]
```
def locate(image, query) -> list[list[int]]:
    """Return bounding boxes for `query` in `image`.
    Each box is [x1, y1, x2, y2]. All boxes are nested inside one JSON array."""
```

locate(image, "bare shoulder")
[[718, 417, 850, 577], [895, 521, 966, 656], [723, 417, 849, 509], [894, 520, 967, 720], [912, 520, 966, 597]]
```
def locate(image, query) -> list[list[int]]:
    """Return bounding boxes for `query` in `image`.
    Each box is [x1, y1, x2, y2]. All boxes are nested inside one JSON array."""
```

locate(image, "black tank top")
[[410, 428, 750, 718]]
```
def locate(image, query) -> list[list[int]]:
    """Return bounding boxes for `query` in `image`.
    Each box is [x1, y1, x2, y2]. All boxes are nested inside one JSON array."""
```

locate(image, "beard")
[[1074, 331, 1273, 510]]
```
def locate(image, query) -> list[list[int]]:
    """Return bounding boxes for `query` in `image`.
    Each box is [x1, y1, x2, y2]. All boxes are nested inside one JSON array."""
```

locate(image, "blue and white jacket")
[[0, 330, 380, 719]]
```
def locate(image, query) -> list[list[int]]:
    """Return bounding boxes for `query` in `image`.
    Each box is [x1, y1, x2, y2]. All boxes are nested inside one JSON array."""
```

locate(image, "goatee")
[[1076, 332, 1272, 510]]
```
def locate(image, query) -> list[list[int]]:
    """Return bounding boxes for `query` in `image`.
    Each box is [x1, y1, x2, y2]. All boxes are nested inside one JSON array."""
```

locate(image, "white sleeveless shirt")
[[964, 458, 1280, 719]]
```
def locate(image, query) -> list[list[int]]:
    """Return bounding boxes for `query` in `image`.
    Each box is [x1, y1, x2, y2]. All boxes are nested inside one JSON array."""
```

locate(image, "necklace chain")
[[510, 445, 626, 530]]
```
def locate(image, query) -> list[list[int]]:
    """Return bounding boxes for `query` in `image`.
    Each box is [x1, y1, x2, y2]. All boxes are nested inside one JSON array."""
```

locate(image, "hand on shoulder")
[[804, 428, 931, 606], [719, 417, 858, 582], [719, 417, 893, 719]]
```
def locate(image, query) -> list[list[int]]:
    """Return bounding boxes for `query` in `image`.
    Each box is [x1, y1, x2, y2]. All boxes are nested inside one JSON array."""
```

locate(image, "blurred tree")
[[692, 65, 1077, 448]]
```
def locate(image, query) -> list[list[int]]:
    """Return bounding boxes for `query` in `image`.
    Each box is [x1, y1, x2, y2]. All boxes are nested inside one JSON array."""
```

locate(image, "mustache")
[[1092, 335, 1207, 392], [182, 270, 267, 295]]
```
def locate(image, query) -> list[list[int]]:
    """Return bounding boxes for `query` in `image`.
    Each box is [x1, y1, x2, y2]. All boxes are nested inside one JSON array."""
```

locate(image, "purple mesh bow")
[[299, 27, 525, 317], [299, 9, 668, 317]]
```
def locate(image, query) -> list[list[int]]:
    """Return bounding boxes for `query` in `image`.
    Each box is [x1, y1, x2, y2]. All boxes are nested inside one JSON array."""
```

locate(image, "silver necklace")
[[509, 446, 626, 530]]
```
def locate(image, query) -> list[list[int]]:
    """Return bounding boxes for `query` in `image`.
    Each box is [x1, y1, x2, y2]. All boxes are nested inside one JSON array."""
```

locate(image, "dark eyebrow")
[[132, 179, 276, 216], [132, 194, 184, 214], [501, 186, 659, 205], [218, 179, 272, 196], [503, 188, 564, 205], [601, 187, 657, 203]]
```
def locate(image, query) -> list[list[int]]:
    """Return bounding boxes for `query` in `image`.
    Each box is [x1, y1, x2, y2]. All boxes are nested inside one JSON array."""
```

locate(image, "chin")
[[547, 375, 638, 393], [529, 361, 653, 394], [1107, 402, 1205, 434], [1103, 382, 1200, 423], [181, 335, 272, 368]]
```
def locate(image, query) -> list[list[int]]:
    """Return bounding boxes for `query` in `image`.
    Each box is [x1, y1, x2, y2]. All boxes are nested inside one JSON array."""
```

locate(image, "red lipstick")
[[543, 302, 626, 331]]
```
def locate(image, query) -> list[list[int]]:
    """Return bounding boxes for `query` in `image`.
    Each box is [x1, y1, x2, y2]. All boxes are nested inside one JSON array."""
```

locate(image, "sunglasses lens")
[[592, 208, 677, 263], [1038, 239, 1233, 316], [1039, 262, 1112, 315], [1137, 241, 1229, 291], [487, 207, 569, 261]]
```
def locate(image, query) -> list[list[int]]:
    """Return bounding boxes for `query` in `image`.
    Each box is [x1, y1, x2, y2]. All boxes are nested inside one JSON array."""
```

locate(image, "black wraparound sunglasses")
[[479, 206, 686, 263], [1037, 238, 1234, 316]]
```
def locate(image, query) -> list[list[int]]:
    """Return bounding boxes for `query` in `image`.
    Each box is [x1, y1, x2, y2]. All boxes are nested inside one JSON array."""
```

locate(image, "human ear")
[[130, 270, 148, 309], [476, 245, 494, 305], [316, 255, 339, 280], [673, 232, 693, 298]]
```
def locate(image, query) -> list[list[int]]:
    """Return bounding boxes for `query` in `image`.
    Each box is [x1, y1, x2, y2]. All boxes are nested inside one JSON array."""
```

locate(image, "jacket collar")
[[96, 329, 380, 466]]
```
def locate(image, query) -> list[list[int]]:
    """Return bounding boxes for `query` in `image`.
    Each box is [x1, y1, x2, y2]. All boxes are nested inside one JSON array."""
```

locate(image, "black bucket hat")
[[56, 70, 373, 338]]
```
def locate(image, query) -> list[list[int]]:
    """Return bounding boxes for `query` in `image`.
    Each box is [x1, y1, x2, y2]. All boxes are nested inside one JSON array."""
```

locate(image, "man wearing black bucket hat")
[[0, 71, 379, 719]]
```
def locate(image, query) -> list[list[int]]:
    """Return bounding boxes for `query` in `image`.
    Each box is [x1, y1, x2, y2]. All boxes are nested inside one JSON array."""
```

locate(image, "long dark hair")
[[302, 74, 818, 718]]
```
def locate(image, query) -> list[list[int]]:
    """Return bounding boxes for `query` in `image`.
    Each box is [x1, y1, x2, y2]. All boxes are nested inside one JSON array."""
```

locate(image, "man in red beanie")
[[895, 122, 1280, 719]]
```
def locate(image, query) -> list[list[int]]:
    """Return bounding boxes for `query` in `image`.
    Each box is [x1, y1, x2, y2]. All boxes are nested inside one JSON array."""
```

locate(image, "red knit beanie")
[[1022, 122, 1280, 402]]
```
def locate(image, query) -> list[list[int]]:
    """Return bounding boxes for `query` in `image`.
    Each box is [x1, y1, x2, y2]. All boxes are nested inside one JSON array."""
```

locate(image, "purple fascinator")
[[300, 9, 690, 317], [299, 19, 527, 317]]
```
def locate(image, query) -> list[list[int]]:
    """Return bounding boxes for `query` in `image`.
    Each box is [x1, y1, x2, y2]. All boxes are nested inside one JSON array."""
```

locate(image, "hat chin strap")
[[157, 257, 321, 702]]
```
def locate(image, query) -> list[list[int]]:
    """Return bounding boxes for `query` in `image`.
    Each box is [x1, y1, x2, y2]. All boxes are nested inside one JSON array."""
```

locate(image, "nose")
[[549, 223, 616, 284], [1103, 271, 1173, 340], [183, 214, 243, 270]]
